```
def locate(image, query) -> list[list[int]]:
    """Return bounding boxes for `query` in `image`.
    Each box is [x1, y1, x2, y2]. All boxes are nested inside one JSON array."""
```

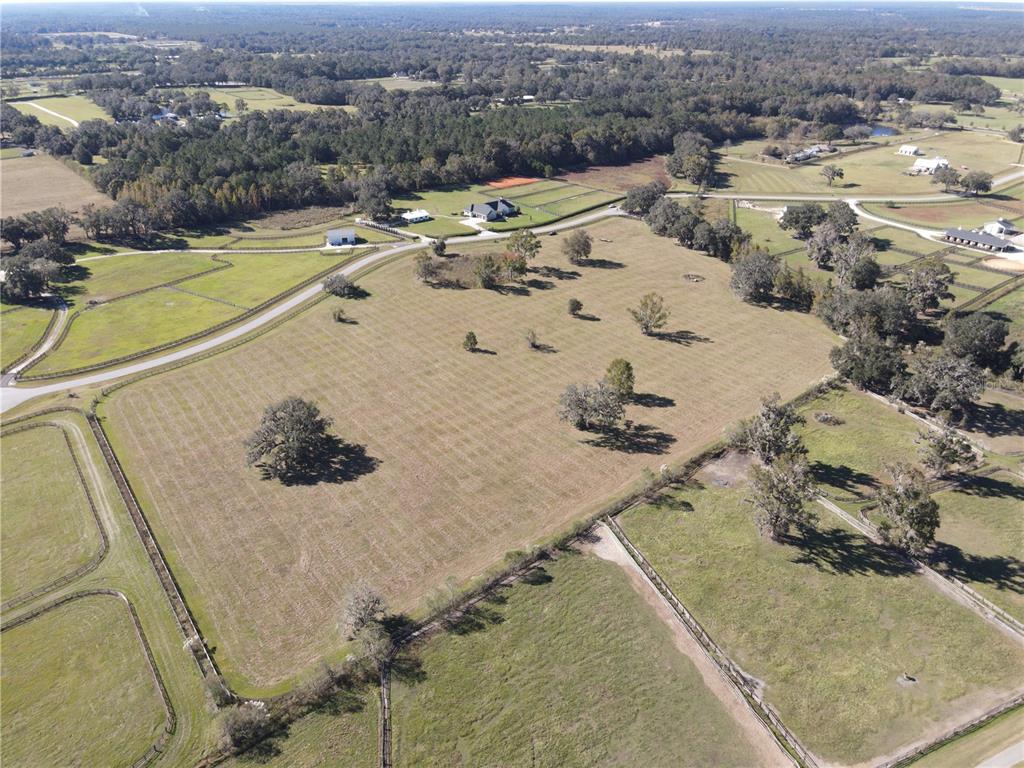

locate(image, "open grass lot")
[[352, 76, 439, 91], [8, 94, 113, 126], [64, 251, 218, 305], [223, 691, 379, 767], [862, 198, 1024, 229], [914, 101, 1024, 133], [930, 471, 1024, 624], [101, 216, 837, 690], [0, 595, 166, 767], [0, 153, 112, 219], [732, 203, 803, 254], [400, 217, 479, 238], [713, 132, 1018, 197], [392, 551, 765, 768], [869, 226, 945, 255], [982, 285, 1024, 339], [226, 223, 396, 249], [171, 85, 358, 114], [29, 250, 356, 376], [0, 424, 101, 603], [796, 388, 919, 502], [962, 389, 1024, 455], [618, 480, 1024, 765], [981, 76, 1024, 98], [947, 263, 1016, 290], [556, 156, 671, 193], [0, 306, 54, 370], [909, 705, 1024, 768]]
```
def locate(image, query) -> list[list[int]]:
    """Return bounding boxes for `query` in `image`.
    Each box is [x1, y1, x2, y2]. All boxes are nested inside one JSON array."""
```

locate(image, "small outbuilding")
[[943, 228, 1012, 252], [983, 219, 1018, 236], [326, 228, 357, 247], [400, 209, 431, 224], [896, 145, 919, 156], [464, 198, 518, 221], [911, 156, 949, 175]]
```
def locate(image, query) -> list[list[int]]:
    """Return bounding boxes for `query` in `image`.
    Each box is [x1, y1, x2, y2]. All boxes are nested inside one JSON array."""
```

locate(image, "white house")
[[983, 219, 1018, 236], [400, 209, 431, 224], [896, 145, 919, 156], [911, 156, 949, 175], [325, 228, 357, 247]]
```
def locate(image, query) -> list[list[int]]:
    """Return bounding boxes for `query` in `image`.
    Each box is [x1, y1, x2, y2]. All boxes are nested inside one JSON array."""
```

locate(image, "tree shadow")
[[470, 347, 498, 356], [786, 525, 916, 577], [573, 312, 601, 322], [962, 401, 1023, 440], [956, 473, 1024, 501], [655, 329, 711, 345], [632, 392, 676, 408], [426, 278, 468, 291], [390, 649, 427, 685], [581, 258, 625, 269], [525, 278, 555, 291], [521, 566, 554, 585], [535, 265, 580, 280], [261, 436, 380, 486], [930, 542, 1024, 597], [809, 460, 877, 496], [492, 283, 530, 297], [447, 601, 506, 635], [529, 342, 557, 354], [239, 730, 285, 763], [583, 423, 676, 455], [343, 285, 372, 300]]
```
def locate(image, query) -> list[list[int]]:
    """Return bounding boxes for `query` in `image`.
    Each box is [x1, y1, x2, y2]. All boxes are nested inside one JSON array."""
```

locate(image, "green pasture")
[[0, 595, 166, 767], [981, 76, 1024, 98], [914, 100, 1024, 133], [9, 94, 113, 126], [1, 306, 54, 370], [861, 200, 1023, 230], [401, 217, 480, 238], [733, 203, 804, 254], [0, 425, 102, 603], [910, 705, 1024, 768], [392, 552, 764, 767], [868, 226, 944, 255], [167, 86, 357, 115], [352, 76, 438, 92], [948, 263, 1015, 290], [63, 251, 218, 305], [619, 480, 1024, 764], [982, 286, 1024, 338]]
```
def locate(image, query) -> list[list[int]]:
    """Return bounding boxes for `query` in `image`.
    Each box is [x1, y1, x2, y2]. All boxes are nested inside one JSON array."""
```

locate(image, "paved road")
[[0, 207, 626, 413], [979, 739, 1024, 768]]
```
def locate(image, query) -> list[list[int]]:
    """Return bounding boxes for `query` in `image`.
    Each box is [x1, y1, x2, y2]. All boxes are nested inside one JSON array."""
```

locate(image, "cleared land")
[[352, 76, 438, 92], [556, 156, 671, 193], [170, 86, 358, 115], [0, 424, 102, 603], [0, 153, 112, 218], [915, 100, 1024, 133], [862, 199, 1024, 229], [102, 216, 837, 690], [0, 595, 166, 767], [618, 477, 1024, 765], [709, 132, 1018, 196], [8, 94, 112, 126], [931, 471, 1024, 624], [29, 249, 358, 376], [392, 552, 767, 767], [0, 305, 54, 370]]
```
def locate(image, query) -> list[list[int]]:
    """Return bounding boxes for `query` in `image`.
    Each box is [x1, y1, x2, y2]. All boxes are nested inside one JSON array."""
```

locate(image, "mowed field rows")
[[102, 217, 838, 690]]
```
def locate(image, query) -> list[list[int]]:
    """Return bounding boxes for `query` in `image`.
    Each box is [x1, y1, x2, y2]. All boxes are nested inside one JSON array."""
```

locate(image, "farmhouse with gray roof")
[[464, 198, 518, 221]]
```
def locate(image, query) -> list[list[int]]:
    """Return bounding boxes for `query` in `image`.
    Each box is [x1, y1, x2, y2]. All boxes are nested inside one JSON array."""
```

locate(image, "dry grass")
[[556, 156, 671, 193], [102, 217, 837, 690], [0, 154, 111, 219]]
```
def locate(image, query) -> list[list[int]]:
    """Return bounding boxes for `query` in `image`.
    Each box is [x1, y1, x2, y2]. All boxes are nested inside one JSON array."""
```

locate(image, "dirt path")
[[23, 101, 80, 127], [584, 523, 794, 768]]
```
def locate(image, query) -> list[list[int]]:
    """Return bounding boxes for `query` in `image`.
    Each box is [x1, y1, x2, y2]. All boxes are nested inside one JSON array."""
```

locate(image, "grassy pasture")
[[914, 100, 1024, 132], [64, 251, 217, 305], [8, 94, 112, 126], [0, 595, 166, 767], [947, 263, 1016, 290], [172, 85, 358, 115], [29, 250, 356, 376], [981, 76, 1024, 98], [556, 156, 672, 193], [0, 424, 102, 603], [982, 285, 1024, 339], [352, 76, 438, 92], [618, 480, 1024, 764], [862, 198, 1024, 229], [0, 306, 54, 370], [400, 217, 480, 238], [869, 226, 945, 255], [961, 389, 1024, 456], [733, 203, 804, 254], [909, 705, 1024, 768], [930, 471, 1024, 623], [102, 216, 837, 691], [392, 552, 765, 767], [0, 153, 112, 219], [712, 132, 1018, 197]]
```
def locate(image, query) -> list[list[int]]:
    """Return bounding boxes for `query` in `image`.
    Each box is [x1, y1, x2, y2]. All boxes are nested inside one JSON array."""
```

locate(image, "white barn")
[[325, 228, 357, 247], [911, 156, 949, 175], [400, 209, 431, 224], [984, 219, 1018, 236], [896, 145, 919, 156]]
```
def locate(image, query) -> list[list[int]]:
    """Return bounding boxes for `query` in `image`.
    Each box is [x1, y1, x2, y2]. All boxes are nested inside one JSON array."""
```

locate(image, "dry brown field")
[[557, 156, 671, 193], [101, 217, 837, 691], [0, 154, 112, 219]]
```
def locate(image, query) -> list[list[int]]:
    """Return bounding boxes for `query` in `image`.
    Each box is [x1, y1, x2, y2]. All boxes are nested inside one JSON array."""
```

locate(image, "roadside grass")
[[223, 233, 328, 250], [795, 388, 920, 502], [29, 250, 356, 376], [930, 471, 1024, 623], [0, 410, 216, 765], [862, 199, 1024, 229], [712, 132, 1018, 196], [392, 552, 764, 768], [0, 594, 166, 767], [1, 306, 54, 370], [101, 216, 837, 691], [223, 690, 379, 768], [908, 705, 1024, 768], [0, 424, 101, 603], [733, 203, 804, 254], [618, 481, 1024, 765], [8, 94, 112, 126]]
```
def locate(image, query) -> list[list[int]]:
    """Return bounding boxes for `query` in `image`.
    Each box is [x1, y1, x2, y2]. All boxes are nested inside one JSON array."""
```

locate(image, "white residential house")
[[895, 145, 919, 156], [983, 219, 1018, 237], [325, 228, 357, 247], [911, 156, 949, 175], [400, 209, 431, 224]]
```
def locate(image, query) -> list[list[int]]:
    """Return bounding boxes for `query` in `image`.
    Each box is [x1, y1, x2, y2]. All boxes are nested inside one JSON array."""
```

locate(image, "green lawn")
[[1, 306, 53, 370], [733, 204, 804, 254], [915, 101, 1024, 133], [0, 595, 166, 767], [0, 146, 24, 159], [982, 285, 1024, 339], [392, 552, 765, 767], [930, 471, 1024, 624], [9, 94, 112, 126], [223, 690, 378, 767], [868, 226, 944, 256], [167, 86, 358, 115], [980, 76, 1024, 98], [618, 481, 1024, 764], [909, 705, 1024, 768], [948, 263, 1016, 290], [0, 425, 102, 604], [28, 250, 354, 376], [63, 251, 218, 305], [400, 217, 480, 238]]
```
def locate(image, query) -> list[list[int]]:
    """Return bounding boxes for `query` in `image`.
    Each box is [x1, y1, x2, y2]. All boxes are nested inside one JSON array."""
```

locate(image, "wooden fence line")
[[0, 304, 60, 375]]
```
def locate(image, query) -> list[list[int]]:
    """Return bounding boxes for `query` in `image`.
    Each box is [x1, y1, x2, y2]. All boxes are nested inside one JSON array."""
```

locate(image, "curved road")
[[0, 206, 624, 413]]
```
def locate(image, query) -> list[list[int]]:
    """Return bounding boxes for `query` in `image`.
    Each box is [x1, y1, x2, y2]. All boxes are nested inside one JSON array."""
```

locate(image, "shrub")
[[332, 307, 348, 323], [220, 703, 270, 752], [568, 298, 583, 316], [463, 331, 478, 352]]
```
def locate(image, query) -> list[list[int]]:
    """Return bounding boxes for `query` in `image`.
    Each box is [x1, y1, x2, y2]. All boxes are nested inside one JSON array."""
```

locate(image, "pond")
[[870, 124, 898, 137]]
